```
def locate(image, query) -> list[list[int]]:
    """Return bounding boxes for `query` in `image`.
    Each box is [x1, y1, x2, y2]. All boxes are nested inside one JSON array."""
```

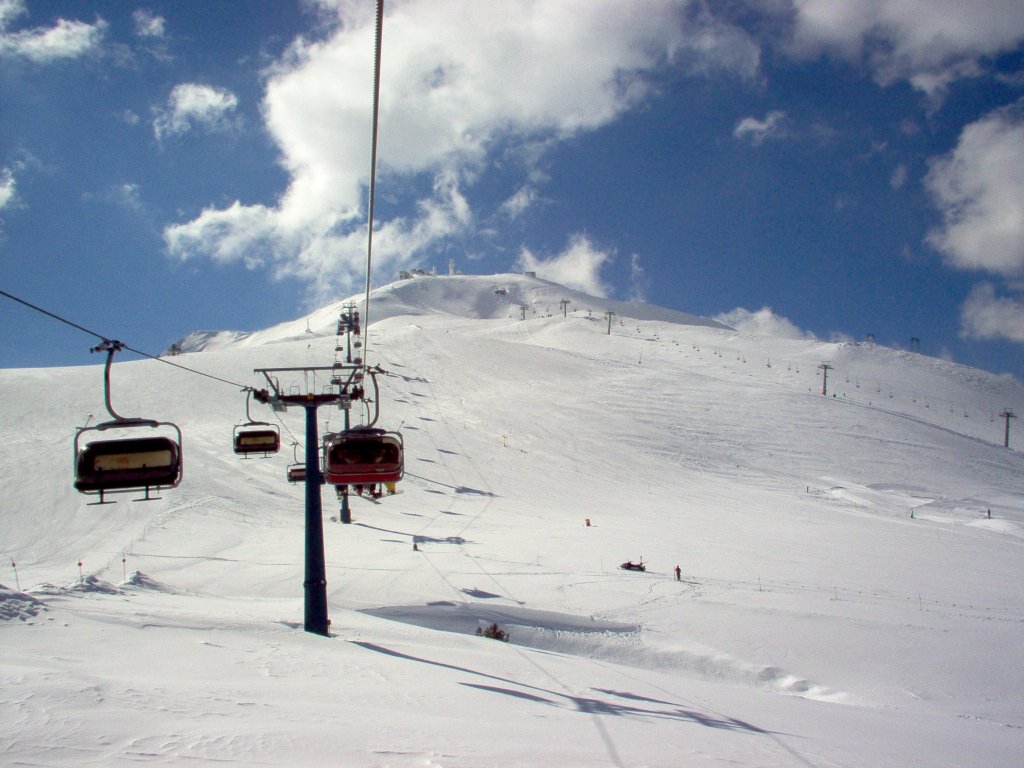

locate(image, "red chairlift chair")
[[323, 427, 404, 487]]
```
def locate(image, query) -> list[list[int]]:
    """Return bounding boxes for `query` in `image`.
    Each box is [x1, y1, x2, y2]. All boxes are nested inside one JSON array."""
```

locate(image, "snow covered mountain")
[[167, 273, 731, 352], [2, 274, 1023, 766]]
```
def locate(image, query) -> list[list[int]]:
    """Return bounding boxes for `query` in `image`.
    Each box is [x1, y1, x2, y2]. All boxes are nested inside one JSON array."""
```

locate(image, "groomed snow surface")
[[3, 274, 1023, 767]]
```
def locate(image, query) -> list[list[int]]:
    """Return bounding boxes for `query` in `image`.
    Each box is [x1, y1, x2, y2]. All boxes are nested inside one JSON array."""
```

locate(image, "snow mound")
[[363, 602, 845, 702], [0, 583, 45, 621], [123, 570, 177, 592], [31, 576, 121, 596], [362, 601, 639, 637], [69, 575, 121, 594]]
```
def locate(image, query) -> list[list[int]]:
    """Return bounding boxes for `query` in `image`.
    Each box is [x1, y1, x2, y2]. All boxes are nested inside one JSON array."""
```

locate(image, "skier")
[[674, 565, 681, 581]]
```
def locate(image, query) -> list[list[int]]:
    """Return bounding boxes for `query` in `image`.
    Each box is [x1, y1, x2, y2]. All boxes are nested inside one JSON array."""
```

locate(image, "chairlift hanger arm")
[[239, 386, 275, 425], [92, 339, 133, 422], [366, 367, 381, 427]]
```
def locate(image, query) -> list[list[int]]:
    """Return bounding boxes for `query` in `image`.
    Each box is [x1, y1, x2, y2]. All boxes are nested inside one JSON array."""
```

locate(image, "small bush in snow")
[[476, 622, 509, 642]]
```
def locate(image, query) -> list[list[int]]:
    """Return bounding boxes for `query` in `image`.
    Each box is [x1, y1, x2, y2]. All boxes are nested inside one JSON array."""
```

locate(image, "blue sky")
[[2, 0, 1024, 381]]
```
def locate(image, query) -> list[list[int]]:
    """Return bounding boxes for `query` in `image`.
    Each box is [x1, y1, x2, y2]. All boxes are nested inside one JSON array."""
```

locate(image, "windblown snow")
[[2, 273, 1022, 767]]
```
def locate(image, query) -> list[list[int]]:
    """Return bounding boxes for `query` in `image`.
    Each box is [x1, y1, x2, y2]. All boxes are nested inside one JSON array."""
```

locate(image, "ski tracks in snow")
[[380, 338, 519, 607]]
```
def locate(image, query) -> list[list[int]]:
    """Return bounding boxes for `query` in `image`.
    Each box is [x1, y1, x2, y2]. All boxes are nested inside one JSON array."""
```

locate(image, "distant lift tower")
[[817, 362, 833, 396], [1000, 409, 1016, 448]]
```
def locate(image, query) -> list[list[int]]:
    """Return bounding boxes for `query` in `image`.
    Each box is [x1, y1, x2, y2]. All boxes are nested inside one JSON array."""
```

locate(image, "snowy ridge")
[[166, 273, 730, 353], [3, 274, 1024, 767]]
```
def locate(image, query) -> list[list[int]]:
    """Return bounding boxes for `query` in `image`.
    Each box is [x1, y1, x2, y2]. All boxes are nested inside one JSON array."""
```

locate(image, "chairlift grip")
[[92, 340, 131, 422]]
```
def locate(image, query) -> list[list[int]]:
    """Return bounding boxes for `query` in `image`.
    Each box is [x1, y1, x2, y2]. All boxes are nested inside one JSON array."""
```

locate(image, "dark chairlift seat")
[[71, 341, 183, 504], [323, 427, 403, 486], [74, 421, 183, 503], [233, 426, 281, 456]]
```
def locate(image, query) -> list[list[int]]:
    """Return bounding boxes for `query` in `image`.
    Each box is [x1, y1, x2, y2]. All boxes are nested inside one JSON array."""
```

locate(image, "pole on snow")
[[817, 362, 833, 396], [339, 403, 352, 525], [301, 400, 329, 636], [1000, 409, 1016, 449]]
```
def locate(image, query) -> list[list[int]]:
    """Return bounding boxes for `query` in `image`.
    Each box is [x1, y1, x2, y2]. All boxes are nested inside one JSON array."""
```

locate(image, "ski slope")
[[2, 273, 1023, 767]]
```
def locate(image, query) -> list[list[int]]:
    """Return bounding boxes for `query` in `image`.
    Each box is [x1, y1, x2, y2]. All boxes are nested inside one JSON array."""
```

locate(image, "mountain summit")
[[168, 272, 730, 353]]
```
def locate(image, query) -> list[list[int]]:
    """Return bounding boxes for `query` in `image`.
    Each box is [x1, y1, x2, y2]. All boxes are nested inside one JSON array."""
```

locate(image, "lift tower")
[[817, 362, 833, 396], [1000, 409, 1016, 449], [253, 364, 364, 637]]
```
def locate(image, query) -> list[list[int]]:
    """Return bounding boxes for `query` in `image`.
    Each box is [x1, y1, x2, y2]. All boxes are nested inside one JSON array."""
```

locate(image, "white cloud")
[[0, 1, 106, 63], [924, 105, 1024, 278], [500, 186, 538, 220], [628, 253, 648, 303], [890, 163, 908, 190], [733, 110, 787, 145], [112, 182, 143, 211], [132, 9, 165, 39], [960, 283, 1024, 344], [714, 306, 816, 340], [165, 200, 281, 270], [514, 234, 613, 298], [0, 165, 16, 210], [0, 0, 23, 29], [784, 0, 1024, 99], [165, 0, 762, 300], [153, 83, 240, 141]]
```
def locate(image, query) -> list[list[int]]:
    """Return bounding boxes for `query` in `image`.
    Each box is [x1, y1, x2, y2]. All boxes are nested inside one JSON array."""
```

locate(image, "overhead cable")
[[361, 0, 385, 362], [0, 287, 247, 389]]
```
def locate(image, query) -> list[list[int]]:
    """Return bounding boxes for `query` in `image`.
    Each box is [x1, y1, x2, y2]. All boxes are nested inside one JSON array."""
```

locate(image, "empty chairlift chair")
[[233, 425, 281, 457], [74, 420, 183, 504], [286, 442, 310, 483], [72, 339, 183, 504]]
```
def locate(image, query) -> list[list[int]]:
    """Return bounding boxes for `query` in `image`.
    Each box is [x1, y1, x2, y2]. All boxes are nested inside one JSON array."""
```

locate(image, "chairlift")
[[323, 427, 403, 487], [285, 442, 313, 483], [73, 340, 183, 504], [233, 426, 281, 456], [75, 421, 183, 503], [234, 388, 281, 457]]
